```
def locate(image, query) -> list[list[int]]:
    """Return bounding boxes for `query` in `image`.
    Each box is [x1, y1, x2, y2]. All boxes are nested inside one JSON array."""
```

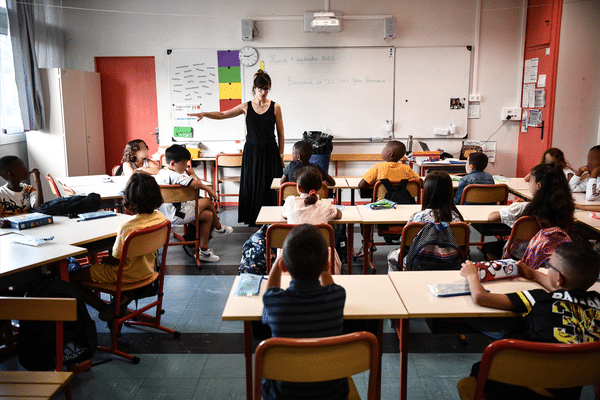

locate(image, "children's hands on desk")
[[459, 260, 478, 279]]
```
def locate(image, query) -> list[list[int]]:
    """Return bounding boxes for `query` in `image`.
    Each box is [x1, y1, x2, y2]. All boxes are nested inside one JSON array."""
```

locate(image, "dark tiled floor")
[[1, 206, 596, 399]]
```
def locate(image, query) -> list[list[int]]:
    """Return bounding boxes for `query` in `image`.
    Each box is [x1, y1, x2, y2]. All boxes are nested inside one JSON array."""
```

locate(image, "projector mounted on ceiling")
[[304, 11, 342, 33]]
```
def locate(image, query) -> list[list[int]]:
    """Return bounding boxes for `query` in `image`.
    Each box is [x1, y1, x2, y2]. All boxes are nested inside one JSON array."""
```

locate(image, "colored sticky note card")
[[220, 99, 242, 112], [219, 82, 242, 99], [217, 50, 240, 68], [218, 66, 241, 83], [174, 126, 193, 138]]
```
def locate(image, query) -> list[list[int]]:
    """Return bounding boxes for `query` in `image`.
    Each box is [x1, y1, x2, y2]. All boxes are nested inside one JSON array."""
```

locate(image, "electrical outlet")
[[501, 107, 521, 120], [469, 94, 481, 102]]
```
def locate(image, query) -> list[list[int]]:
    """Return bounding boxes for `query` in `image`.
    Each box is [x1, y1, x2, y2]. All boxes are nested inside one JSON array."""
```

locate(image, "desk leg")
[[397, 318, 409, 400], [376, 319, 383, 400], [347, 223, 353, 274], [362, 224, 370, 274], [244, 321, 253, 400], [351, 188, 355, 206], [59, 259, 69, 282]]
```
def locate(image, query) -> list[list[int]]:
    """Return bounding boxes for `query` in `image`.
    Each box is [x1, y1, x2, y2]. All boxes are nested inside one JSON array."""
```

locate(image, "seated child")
[[281, 140, 335, 186], [0, 155, 44, 216], [155, 145, 232, 262], [118, 139, 160, 176], [70, 173, 167, 321], [282, 165, 342, 274], [454, 151, 494, 204], [358, 140, 420, 191], [524, 147, 574, 182], [408, 171, 463, 223], [460, 242, 600, 399], [262, 224, 347, 400], [570, 145, 600, 200]]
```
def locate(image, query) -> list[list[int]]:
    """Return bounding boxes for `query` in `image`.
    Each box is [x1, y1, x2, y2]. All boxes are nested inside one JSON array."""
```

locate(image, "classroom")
[[1, 1, 600, 399]]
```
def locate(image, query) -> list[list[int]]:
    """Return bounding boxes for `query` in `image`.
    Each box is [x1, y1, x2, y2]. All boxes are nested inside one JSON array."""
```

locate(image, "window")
[[0, 0, 24, 134]]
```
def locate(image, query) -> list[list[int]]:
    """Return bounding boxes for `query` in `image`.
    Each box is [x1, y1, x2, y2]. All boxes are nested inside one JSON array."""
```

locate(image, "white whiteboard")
[[244, 47, 395, 140], [395, 47, 471, 138], [167, 47, 471, 142]]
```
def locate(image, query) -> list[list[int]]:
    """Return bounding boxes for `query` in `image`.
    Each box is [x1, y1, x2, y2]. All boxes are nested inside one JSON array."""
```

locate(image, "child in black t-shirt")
[[460, 242, 600, 399], [281, 140, 335, 186]]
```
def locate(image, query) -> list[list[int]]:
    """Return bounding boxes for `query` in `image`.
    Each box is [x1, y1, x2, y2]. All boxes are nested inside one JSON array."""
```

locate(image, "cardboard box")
[[6, 212, 54, 230]]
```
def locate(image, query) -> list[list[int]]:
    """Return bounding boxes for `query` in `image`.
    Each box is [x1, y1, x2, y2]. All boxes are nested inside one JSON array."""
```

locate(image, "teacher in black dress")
[[188, 70, 284, 225]]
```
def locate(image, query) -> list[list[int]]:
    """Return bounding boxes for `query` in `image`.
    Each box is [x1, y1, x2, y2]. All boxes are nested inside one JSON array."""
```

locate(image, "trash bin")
[[303, 131, 333, 174]]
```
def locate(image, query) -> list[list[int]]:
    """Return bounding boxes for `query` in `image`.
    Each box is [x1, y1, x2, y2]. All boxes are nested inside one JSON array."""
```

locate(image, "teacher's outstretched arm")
[[274, 103, 285, 166], [188, 102, 247, 121]]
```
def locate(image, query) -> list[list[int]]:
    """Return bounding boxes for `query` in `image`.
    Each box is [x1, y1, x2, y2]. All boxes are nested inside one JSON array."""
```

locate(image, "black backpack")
[[404, 222, 464, 271], [18, 278, 97, 371], [35, 193, 102, 216], [378, 179, 416, 244]]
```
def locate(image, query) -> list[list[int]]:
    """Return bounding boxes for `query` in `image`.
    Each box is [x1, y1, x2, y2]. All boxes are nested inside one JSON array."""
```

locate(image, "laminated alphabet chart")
[[168, 49, 246, 140]]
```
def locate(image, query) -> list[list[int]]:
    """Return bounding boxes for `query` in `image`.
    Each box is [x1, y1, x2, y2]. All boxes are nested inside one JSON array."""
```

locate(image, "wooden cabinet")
[[26, 69, 105, 200]]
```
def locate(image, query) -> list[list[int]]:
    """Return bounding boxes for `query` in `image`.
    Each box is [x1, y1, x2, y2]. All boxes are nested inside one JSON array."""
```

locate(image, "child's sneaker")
[[212, 225, 233, 237], [199, 248, 220, 262]]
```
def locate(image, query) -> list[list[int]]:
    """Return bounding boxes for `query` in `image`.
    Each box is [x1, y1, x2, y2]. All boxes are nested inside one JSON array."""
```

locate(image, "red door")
[[95, 57, 159, 175], [516, 0, 563, 177]]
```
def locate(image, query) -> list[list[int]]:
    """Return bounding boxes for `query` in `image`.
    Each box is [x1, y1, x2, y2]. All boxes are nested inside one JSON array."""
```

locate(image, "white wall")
[[553, 0, 600, 170], [61, 0, 526, 176]]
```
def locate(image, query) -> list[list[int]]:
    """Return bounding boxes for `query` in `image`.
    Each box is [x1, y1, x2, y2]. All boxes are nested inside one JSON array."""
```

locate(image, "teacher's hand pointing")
[[187, 112, 204, 122]]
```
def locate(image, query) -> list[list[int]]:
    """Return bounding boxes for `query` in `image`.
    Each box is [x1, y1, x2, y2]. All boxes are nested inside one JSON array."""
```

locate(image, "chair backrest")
[[265, 223, 335, 273], [216, 153, 243, 168], [111, 164, 121, 176], [0, 297, 77, 371], [159, 184, 198, 204], [398, 221, 470, 270], [278, 182, 329, 206], [506, 216, 541, 244], [459, 184, 509, 205], [470, 338, 600, 400], [46, 174, 62, 198], [373, 179, 422, 203], [120, 219, 172, 259], [254, 331, 380, 400]]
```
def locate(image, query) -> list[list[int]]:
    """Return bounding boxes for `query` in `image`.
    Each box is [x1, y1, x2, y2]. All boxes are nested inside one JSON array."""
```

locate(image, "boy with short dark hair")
[[155, 145, 231, 262], [0, 155, 43, 216], [261, 224, 347, 400], [281, 140, 335, 186], [454, 151, 495, 204], [460, 242, 600, 399], [358, 140, 420, 190]]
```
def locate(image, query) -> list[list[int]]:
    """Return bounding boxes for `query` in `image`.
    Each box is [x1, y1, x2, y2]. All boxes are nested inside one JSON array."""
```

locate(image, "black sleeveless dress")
[[239, 101, 283, 225]]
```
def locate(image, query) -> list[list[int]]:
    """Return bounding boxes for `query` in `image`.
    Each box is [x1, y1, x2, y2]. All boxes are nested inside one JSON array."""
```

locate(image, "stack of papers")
[[233, 274, 264, 296]]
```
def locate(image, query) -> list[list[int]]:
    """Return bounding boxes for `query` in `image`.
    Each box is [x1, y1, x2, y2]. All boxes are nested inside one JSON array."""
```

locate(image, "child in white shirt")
[[569, 145, 600, 200]]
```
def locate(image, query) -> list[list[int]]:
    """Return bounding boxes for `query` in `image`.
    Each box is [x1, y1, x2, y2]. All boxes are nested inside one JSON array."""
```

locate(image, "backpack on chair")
[[379, 179, 416, 244], [404, 222, 464, 271]]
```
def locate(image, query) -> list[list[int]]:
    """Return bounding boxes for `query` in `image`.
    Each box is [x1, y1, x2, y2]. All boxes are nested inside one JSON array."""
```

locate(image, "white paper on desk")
[[11, 235, 51, 246]]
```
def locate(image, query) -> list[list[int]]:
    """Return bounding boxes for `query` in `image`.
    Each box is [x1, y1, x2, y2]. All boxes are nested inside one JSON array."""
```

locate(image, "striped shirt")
[[262, 279, 347, 400]]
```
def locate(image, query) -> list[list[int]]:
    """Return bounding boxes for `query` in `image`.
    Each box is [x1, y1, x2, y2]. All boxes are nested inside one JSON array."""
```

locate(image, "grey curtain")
[[6, 0, 45, 131]]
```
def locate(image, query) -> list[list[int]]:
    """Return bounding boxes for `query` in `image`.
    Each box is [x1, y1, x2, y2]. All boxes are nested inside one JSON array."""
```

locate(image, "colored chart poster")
[[168, 49, 246, 140]]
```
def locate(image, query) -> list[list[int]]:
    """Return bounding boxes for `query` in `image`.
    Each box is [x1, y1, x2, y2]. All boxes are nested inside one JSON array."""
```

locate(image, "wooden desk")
[[505, 179, 600, 211], [0, 233, 86, 278], [255, 206, 360, 272], [415, 160, 467, 175], [222, 274, 408, 400], [0, 214, 132, 280], [574, 210, 600, 234], [388, 270, 549, 400], [270, 177, 348, 190], [282, 154, 384, 176]]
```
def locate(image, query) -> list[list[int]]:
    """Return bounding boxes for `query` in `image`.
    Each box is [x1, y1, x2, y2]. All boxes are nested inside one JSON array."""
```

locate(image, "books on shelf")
[[5, 212, 54, 230]]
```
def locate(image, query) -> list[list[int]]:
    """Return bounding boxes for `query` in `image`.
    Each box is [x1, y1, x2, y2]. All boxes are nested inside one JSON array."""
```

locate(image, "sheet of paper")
[[534, 89, 546, 108], [528, 109, 542, 127], [172, 103, 201, 128], [521, 110, 528, 132], [538, 74, 546, 88], [468, 104, 480, 119], [524, 59, 538, 84], [528, 84, 536, 108]]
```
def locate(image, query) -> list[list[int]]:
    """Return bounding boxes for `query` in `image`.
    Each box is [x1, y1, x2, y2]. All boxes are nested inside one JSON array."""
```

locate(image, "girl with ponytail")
[[281, 165, 342, 273]]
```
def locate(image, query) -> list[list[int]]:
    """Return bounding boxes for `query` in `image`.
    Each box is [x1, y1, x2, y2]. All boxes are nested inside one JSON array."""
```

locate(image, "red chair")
[[81, 220, 181, 363], [457, 338, 600, 400], [213, 153, 243, 210], [502, 216, 541, 259]]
